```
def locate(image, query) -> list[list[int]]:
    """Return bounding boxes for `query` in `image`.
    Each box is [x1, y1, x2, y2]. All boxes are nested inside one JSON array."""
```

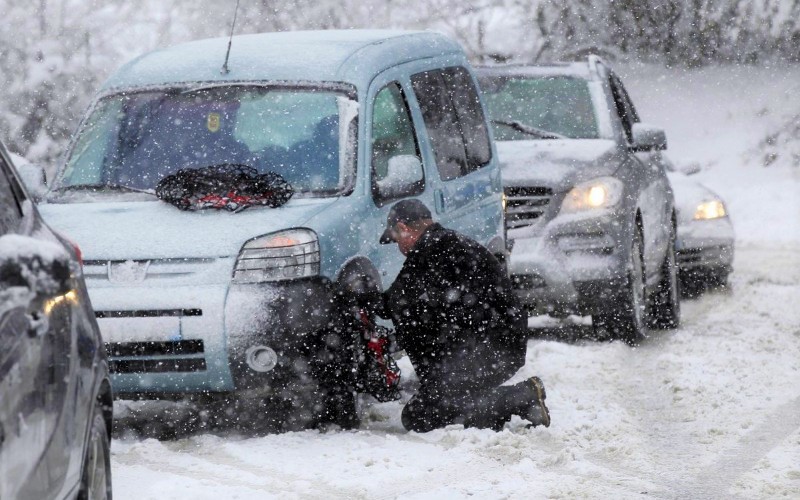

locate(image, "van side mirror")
[[630, 123, 667, 152], [375, 155, 424, 201], [17, 164, 48, 202]]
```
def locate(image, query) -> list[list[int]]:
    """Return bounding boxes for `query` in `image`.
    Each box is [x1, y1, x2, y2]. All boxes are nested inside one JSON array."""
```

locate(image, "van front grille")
[[106, 340, 206, 374], [109, 358, 207, 374], [105, 339, 204, 357], [505, 186, 553, 229]]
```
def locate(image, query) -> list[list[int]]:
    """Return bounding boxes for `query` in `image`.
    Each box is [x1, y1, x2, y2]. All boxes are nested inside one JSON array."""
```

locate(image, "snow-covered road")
[[111, 242, 800, 499], [110, 64, 800, 499]]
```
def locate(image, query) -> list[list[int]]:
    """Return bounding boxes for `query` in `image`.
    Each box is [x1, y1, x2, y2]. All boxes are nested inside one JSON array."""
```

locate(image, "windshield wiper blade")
[[55, 183, 156, 196], [491, 119, 566, 140]]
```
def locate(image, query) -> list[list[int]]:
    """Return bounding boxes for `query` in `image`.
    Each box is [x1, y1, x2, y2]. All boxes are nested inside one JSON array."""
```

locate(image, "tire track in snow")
[[687, 395, 800, 499], [114, 437, 368, 498], [595, 244, 800, 499]]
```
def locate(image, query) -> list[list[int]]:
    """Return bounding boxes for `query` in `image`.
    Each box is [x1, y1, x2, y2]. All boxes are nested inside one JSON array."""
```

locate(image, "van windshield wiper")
[[54, 183, 156, 196], [491, 119, 566, 140]]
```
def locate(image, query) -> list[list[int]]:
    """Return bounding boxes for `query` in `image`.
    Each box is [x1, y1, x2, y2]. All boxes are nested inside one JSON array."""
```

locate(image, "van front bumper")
[[95, 277, 334, 397]]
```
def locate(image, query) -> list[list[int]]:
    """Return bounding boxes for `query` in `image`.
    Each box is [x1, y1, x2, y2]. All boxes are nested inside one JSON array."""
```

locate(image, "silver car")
[[478, 58, 680, 344], [664, 159, 735, 291]]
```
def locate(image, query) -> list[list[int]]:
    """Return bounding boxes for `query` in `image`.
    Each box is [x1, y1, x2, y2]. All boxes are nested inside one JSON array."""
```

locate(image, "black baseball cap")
[[379, 199, 433, 244]]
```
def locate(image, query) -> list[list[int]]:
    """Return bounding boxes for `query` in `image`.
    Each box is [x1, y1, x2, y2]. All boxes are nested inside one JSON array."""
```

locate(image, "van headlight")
[[560, 177, 624, 213], [232, 229, 320, 284]]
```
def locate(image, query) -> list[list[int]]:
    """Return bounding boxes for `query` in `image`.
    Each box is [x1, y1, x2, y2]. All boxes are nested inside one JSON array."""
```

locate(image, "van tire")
[[308, 293, 362, 430]]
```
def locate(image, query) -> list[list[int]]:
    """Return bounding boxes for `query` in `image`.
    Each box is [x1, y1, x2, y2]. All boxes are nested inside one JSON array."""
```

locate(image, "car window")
[[0, 157, 23, 233], [411, 69, 468, 181], [480, 75, 600, 140], [609, 74, 639, 143], [371, 83, 421, 182], [441, 67, 492, 172]]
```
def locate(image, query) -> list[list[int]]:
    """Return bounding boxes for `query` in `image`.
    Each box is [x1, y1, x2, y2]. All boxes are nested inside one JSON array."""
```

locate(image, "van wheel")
[[649, 227, 681, 329], [592, 225, 646, 345], [308, 295, 361, 430], [77, 400, 112, 500]]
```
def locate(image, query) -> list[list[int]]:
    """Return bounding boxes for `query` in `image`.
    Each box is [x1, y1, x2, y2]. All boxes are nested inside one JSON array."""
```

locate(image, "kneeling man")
[[375, 199, 550, 432]]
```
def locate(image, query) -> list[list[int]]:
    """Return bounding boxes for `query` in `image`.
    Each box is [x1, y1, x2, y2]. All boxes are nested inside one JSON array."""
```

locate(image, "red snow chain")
[[155, 164, 293, 212], [356, 309, 401, 402]]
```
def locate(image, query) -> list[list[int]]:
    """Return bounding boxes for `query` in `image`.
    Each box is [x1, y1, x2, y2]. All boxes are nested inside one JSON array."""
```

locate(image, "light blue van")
[[36, 31, 505, 410]]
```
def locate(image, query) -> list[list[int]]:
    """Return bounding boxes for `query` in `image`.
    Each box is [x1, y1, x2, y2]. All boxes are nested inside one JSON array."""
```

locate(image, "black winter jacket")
[[381, 223, 527, 388]]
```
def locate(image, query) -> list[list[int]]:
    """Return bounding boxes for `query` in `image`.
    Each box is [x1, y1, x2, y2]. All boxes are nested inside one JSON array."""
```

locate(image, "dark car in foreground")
[[0, 143, 112, 499], [478, 58, 680, 343]]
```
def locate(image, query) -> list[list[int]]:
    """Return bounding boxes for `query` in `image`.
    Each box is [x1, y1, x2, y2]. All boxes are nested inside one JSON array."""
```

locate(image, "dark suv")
[[478, 57, 680, 343], [0, 142, 112, 499]]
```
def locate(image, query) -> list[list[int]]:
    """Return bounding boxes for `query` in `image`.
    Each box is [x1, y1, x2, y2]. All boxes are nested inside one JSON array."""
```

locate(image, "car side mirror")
[[376, 155, 424, 201], [677, 161, 702, 176], [0, 235, 72, 295], [17, 163, 48, 202], [630, 123, 667, 152]]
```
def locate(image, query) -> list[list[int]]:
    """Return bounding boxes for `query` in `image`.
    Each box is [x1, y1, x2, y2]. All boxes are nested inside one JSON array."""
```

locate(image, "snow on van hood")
[[497, 139, 619, 191], [37, 197, 336, 260]]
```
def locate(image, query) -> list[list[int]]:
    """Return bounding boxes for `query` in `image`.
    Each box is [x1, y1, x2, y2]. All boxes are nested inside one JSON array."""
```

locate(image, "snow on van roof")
[[102, 30, 463, 92], [476, 62, 595, 80]]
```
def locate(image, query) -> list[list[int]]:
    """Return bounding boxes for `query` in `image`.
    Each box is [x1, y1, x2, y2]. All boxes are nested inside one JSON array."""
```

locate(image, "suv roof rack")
[[587, 55, 606, 79]]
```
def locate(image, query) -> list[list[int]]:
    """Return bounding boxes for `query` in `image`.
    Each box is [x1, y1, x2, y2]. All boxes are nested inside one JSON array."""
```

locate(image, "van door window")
[[411, 69, 468, 181], [371, 83, 424, 202], [441, 67, 492, 172]]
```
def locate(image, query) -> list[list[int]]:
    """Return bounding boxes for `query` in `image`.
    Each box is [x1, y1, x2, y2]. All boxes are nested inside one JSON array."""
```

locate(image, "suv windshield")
[[55, 85, 358, 198], [479, 76, 600, 140]]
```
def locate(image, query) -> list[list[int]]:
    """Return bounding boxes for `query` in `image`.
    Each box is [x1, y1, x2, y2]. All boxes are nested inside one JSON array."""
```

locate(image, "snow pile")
[[753, 113, 800, 169]]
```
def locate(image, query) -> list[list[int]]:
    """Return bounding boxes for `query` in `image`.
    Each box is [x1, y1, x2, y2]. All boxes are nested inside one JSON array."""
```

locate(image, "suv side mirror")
[[17, 164, 48, 202], [376, 155, 424, 201], [631, 123, 667, 152]]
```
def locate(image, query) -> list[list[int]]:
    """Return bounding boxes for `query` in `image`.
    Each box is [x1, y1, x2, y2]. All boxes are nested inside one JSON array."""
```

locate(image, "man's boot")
[[506, 376, 550, 428]]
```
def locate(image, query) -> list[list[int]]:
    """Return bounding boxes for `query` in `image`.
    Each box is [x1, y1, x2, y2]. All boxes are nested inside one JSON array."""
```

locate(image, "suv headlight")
[[232, 229, 320, 284], [560, 177, 624, 214], [693, 200, 726, 220]]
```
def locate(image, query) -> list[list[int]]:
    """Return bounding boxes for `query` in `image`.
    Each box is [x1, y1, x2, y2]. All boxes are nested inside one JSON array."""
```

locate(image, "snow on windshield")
[[56, 86, 357, 196]]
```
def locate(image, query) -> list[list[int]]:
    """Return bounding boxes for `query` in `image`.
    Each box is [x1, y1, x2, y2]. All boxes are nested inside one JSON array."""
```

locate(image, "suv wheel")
[[593, 225, 647, 345], [649, 226, 681, 329], [78, 399, 112, 500]]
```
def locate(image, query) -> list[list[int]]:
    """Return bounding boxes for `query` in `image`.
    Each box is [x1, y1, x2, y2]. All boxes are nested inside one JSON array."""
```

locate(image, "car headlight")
[[232, 229, 320, 284], [560, 177, 624, 214], [693, 200, 726, 220]]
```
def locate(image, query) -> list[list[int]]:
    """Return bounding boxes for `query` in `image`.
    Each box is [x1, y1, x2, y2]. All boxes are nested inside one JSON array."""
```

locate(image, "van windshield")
[[54, 85, 358, 198], [479, 76, 600, 140]]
